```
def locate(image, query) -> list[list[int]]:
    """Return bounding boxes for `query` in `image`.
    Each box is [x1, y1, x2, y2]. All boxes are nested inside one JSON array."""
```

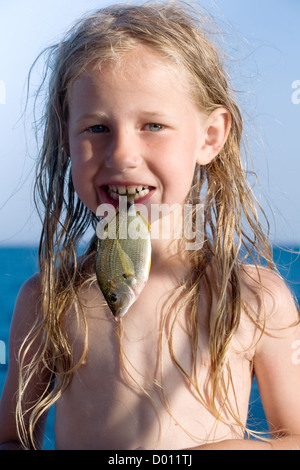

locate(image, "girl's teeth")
[[118, 186, 127, 195], [139, 189, 149, 198], [127, 186, 136, 195], [110, 191, 119, 200], [133, 188, 150, 200], [107, 185, 150, 200]]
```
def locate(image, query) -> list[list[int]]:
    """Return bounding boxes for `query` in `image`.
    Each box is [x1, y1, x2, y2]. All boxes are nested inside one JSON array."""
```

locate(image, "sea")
[[0, 244, 299, 450]]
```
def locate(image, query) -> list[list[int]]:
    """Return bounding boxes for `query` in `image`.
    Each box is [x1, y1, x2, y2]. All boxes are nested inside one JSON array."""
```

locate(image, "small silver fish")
[[95, 204, 151, 319]]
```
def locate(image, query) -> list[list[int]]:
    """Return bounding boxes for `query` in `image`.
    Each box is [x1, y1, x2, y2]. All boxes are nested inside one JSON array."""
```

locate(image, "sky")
[[0, 0, 299, 246]]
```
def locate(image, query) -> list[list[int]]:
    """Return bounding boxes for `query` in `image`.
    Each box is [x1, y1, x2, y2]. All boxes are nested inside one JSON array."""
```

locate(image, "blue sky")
[[0, 0, 299, 245]]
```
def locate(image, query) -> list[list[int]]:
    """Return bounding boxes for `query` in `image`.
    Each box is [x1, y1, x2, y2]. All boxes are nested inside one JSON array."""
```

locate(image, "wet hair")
[[17, 2, 275, 448]]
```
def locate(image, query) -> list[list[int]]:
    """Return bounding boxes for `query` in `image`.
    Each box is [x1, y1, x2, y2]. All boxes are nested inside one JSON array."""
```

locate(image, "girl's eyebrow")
[[74, 111, 167, 123], [74, 112, 109, 123], [141, 111, 170, 119]]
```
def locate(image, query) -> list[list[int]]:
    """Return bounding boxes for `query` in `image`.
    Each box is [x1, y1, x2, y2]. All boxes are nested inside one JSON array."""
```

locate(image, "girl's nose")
[[105, 129, 142, 171]]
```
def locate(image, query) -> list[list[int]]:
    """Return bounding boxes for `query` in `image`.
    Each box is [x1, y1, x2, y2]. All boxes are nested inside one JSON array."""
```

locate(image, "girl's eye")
[[145, 123, 164, 132], [88, 125, 110, 133]]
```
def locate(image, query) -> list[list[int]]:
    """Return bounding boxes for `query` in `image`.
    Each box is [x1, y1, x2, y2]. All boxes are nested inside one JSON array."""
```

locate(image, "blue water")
[[0, 245, 299, 449]]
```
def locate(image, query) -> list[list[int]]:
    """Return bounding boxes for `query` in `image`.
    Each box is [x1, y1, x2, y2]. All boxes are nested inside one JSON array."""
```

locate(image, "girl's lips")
[[98, 184, 155, 208]]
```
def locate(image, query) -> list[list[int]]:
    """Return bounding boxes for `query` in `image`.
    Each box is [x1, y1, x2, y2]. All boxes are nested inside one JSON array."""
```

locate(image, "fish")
[[95, 202, 151, 319]]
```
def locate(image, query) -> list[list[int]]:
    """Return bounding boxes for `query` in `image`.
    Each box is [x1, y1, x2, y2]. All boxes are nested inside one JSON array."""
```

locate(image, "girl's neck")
[[150, 236, 191, 278]]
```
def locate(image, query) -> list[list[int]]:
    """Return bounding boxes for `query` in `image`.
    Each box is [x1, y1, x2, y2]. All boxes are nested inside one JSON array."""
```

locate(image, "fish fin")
[[116, 240, 135, 277], [136, 211, 151, 233]]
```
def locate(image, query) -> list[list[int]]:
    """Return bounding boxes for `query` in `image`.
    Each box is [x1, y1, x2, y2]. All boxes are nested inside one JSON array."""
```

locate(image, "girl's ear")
[[196, 108, 231, 165]]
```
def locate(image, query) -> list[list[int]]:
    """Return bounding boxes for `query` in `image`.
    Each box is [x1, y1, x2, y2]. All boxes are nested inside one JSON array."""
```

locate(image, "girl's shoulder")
[[17, 273, 42, 307], [10, 274, 42, 341], [240, 264, 299, 330], [19, 272, 41, 295]]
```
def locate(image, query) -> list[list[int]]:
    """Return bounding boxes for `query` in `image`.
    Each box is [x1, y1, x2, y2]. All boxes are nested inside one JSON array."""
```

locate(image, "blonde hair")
[[18, 1, 274, 448]]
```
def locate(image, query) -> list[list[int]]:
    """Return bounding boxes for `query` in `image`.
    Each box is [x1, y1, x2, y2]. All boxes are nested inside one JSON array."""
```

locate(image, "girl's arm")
[[0, 275, 53, 450], [250, 271, 300, 449], [191, 270, 300, 450]]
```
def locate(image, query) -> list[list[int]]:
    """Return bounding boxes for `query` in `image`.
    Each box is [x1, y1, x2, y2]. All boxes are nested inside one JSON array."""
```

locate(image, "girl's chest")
[[55, 282, 254, 449]]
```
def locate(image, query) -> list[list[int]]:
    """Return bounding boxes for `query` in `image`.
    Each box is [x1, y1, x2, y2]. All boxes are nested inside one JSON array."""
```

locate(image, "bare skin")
[[55, 259, 253, 450], [0, 252, 300, 450]]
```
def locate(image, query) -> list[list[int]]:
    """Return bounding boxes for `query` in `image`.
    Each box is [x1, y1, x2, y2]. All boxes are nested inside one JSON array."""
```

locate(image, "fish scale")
[[95, 203, 151, 319]]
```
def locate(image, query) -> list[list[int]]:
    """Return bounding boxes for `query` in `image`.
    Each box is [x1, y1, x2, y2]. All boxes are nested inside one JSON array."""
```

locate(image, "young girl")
[[0, 2, 299, 450]]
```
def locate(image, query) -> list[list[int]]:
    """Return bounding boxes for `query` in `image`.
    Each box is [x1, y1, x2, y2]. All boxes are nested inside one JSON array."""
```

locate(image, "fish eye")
[[107, 292, 118, 304]]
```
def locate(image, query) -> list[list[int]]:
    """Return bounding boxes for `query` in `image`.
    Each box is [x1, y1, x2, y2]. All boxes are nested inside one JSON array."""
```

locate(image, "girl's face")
[[67, 47, 208, 215]]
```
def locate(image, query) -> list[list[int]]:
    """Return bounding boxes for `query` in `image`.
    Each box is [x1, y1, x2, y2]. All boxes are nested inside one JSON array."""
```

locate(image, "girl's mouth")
[[104, 184, 153, 202]]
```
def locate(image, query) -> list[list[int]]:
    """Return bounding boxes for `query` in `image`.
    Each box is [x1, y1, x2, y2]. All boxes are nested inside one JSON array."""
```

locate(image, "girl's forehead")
[[76, 46, 193, 97], [67, 46, 207, 124], [88, 46, 177, 78]]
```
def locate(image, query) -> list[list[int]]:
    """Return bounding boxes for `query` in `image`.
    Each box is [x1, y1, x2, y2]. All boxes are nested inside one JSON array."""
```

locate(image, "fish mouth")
[[104, 184, 154, 203]]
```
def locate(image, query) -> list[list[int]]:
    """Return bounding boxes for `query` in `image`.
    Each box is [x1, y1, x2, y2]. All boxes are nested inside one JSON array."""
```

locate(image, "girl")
[[0, 2, 299, 450]]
